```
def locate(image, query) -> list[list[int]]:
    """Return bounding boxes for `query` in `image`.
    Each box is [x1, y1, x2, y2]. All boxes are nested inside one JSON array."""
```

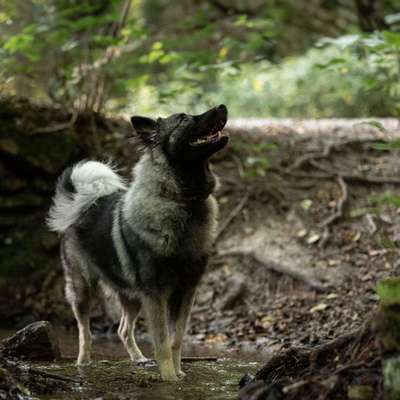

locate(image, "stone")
[[1, 321, 61, 361]]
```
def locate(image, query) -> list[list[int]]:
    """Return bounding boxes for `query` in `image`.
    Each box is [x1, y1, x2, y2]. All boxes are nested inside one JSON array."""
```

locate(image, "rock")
[[1, 321, 61, 361]]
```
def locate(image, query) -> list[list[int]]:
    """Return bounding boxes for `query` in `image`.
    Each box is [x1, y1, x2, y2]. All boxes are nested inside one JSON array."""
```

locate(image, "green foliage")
[[1, 1, 400, 116], [372, 139, 400, 150], [369, 192, 400, 208]]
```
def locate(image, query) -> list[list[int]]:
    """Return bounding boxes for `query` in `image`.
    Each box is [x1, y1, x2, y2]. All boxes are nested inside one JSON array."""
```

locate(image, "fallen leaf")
[[307, 233, 321, 244], [326, 293, 338, 300], [347, 385, 373, 400], [352, 231, 361, 242], [310, 303, 328, 313], [297, 229, 308, 238], [260, 315, 274, 329], [301, 199, 313, 210]]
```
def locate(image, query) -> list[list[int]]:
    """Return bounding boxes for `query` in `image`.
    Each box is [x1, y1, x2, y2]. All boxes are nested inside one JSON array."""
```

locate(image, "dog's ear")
[[130, 116, 158, 144]]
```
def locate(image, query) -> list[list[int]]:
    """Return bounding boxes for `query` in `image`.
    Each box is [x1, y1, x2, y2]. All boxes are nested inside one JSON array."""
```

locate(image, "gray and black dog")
[[47, 105, 228, 381]]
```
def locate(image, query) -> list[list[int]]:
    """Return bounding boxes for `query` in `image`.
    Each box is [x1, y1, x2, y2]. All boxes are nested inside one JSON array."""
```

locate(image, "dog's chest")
[[161, 196, 217, 255]]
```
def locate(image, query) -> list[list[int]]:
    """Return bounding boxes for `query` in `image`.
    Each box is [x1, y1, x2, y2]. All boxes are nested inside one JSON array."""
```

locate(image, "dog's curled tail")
[[47, 161, 126, 233]]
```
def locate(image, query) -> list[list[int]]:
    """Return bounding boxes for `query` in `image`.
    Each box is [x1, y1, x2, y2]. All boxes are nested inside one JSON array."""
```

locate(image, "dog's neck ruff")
[[158, 184, 210, 203], [131, 152, 215, 204]]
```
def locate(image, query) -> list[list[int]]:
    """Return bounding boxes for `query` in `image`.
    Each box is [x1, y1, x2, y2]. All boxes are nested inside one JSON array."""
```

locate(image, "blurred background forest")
[[2, 1, 400, 399], [1, 0, 400, 117]]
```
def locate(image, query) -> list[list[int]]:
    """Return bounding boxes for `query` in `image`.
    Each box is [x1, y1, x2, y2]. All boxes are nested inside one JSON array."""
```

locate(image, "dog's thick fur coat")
[[47, 105, 228, 381]]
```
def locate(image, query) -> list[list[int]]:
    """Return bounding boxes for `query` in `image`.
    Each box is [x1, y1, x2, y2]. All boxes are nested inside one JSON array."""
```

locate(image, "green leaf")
[[315, 58, 345, 69], [355, 120, 388, 133], [371, 139, 400, 151], [383, 31, 400, 48]]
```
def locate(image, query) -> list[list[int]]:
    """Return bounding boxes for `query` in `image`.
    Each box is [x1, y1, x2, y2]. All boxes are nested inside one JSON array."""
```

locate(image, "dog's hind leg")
[[65, 277, 93, 366], [118, 296, 147, 363], [143, 294, 178, 381], [169, 288, 196, 378], [62, 240, 94, 366]]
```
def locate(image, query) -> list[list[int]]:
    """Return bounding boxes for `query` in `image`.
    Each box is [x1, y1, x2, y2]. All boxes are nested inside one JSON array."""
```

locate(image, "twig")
[[181, 356, 218, 362], [231, 154, 245, 178], [217, 247, 329, 291], [20, 366, 80, 383], [365, 213, 377, 235], [32, 110, 78, 134], [215, 193, 250, 241], [290, 142, 333, 170], [318, 227, 330, 249], [272, 166, 332, 180], [319, 176, 348, 227]]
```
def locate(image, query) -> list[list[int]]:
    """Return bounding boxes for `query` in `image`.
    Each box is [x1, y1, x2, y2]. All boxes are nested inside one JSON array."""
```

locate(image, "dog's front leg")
[[171, 288, 196, 377], [143, 294, 178, 381]]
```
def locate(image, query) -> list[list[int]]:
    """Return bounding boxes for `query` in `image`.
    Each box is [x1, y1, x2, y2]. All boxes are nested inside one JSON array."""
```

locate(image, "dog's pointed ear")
[[130, 116, 158, 144]]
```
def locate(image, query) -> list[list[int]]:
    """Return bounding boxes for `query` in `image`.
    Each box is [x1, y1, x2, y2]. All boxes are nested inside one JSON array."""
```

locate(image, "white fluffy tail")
[[47, 161, 126, 233]]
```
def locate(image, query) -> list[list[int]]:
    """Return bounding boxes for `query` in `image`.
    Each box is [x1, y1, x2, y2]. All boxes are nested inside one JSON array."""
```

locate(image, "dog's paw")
[[76, 358, 92, 367], [161, 372, 179, 382], [176, 370, 186, 378], [136, 359, 157, 368]]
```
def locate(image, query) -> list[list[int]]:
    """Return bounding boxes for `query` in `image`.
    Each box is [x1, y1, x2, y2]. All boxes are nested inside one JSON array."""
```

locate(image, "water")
[[1, 329, 262, 399]]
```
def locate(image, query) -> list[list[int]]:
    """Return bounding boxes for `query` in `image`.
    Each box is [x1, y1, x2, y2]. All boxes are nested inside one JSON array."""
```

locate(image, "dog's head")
[[130, 105, 229, 164]]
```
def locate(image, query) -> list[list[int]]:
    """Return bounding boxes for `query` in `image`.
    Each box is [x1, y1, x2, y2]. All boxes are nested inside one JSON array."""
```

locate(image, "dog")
[[47, 105, 229, 381]]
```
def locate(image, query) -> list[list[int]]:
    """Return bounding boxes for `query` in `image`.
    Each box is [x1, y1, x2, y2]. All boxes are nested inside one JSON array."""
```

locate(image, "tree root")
[[217, 247, 330, 291], [310, 159, 400, 185], [239, 321, 383, 400], [319, 176, 348, 227], [215, 192, 250, 242]]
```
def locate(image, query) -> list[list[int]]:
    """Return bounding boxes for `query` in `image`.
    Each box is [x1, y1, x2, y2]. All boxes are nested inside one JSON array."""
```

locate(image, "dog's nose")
[[217, 104, 227, 113]]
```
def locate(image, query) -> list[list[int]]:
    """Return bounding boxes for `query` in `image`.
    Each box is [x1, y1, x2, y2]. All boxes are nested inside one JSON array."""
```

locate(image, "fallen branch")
[[217, 247, 329, 291], [19, 366, 80, 383], [215, 193, 250, 242]]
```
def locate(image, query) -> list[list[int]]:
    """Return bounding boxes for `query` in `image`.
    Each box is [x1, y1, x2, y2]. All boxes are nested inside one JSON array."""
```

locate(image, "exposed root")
[[215, 192, 250, 242], [239, 321, 383, 400], [310, 159, 400, 185], [319, 176, 348, 228], [217, 247, 330, 291]]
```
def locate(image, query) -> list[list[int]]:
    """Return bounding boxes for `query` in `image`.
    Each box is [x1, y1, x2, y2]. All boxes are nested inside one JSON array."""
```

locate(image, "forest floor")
[[187, 119, 400, 354]]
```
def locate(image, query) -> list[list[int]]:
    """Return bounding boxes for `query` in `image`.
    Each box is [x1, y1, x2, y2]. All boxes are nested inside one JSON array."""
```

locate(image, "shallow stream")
[[1, 329, 262, 399]]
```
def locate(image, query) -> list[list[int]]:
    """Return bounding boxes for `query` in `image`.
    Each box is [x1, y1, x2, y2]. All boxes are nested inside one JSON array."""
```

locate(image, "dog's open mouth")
[[189, 120, 228, 147]]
